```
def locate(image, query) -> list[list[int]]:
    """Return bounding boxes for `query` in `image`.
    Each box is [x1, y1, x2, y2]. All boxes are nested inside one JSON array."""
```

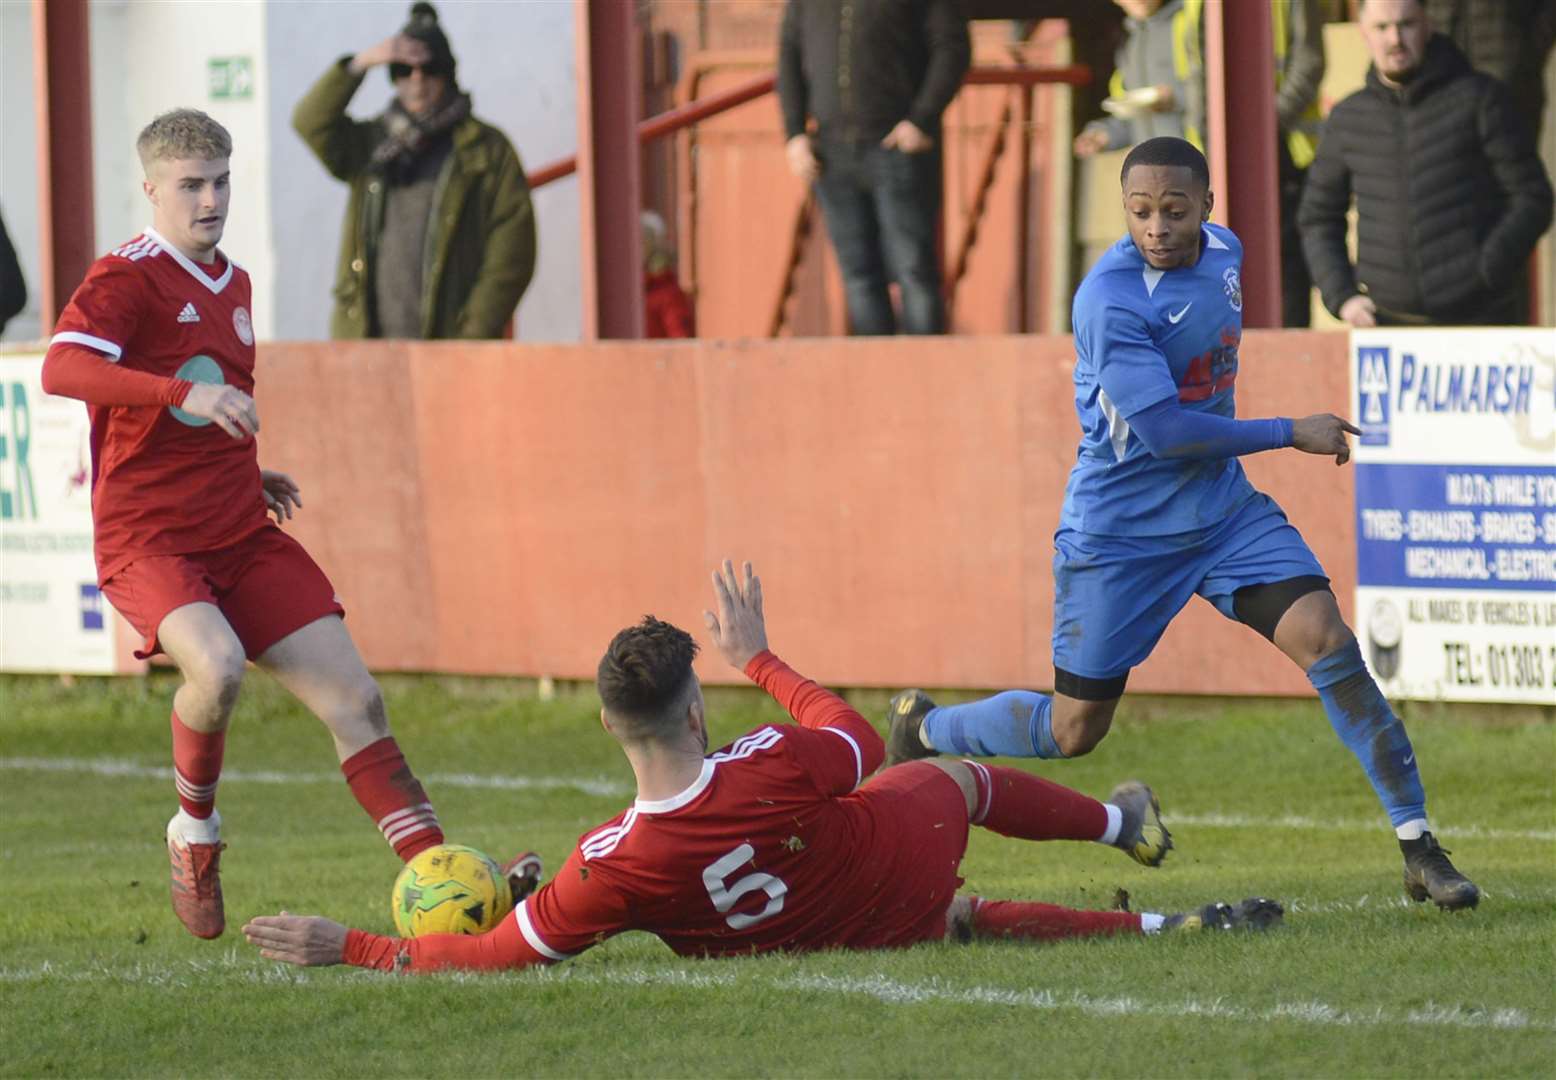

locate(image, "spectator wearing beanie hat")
[[293, 2, 536, 339]]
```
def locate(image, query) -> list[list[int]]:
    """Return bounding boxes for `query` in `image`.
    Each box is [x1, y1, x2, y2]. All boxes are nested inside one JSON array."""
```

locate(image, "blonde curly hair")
[[136, 109, 232, 172]]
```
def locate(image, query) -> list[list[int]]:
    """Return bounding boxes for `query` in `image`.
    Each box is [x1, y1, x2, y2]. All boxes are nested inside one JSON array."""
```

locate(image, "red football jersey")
[[514, 653, 953, 962], [48, 229, 269, 582]]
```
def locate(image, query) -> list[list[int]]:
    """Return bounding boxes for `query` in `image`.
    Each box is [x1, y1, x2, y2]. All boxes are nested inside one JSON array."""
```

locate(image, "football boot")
[[1164, 897, 1284, 932], [167, 813, 225, 939], [501, 851, 545, 904], [883, 689, 940, 768], [1401, 832, 1480, 911], [1107, 780, 1173, 867]]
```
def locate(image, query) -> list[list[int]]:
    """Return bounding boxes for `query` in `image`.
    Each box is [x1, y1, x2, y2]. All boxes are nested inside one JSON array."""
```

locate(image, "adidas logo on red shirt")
[[177, 302, 200, 324]]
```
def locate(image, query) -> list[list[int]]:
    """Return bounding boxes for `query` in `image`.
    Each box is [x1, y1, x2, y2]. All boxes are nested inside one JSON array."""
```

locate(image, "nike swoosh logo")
[[1403, 754, 1415, 766], [1167, 303, 1193, 324]]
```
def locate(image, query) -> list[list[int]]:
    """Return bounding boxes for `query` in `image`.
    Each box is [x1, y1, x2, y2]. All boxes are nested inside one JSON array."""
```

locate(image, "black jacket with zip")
[[777, 0, 970, 144], [1298, 35, 1552, 323]]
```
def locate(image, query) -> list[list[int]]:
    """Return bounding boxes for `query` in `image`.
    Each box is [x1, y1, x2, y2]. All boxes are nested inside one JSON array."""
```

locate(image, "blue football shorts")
[[1051, 492, 1328, 681]]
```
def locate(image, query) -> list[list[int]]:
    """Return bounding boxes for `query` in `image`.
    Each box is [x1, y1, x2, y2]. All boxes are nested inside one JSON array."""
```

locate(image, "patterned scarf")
[[369, 92, 472, 182]]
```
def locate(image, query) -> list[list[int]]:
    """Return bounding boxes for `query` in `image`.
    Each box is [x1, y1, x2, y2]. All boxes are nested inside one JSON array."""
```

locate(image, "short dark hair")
[[597, 616, 699, 737], [1120, 137, 1210, 190]]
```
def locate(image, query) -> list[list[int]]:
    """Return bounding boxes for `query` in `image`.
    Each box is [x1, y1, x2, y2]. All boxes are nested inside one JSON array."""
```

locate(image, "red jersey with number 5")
[[512, 653, 955, 962], [48, 228, 268, 582]]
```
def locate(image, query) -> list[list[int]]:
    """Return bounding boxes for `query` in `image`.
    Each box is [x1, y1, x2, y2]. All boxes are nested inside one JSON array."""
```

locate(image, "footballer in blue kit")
[[887, 138, 1479, 911]]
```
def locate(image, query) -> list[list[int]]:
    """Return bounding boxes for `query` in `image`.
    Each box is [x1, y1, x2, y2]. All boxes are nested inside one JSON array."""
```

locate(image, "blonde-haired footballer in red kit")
[[244, 561, 1281, 973], [41, 108, 466, 940]]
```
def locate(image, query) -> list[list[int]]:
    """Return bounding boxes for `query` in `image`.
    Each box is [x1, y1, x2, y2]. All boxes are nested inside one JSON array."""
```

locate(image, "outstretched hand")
[[1291, 413, 1362, 466], [243, 912, 349, 967], [703, 559, 768, 671]]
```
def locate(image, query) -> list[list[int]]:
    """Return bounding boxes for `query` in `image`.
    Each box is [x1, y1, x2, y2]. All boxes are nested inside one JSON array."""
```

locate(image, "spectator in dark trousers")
[[1424, 0, 1556, 141], [778, 0, 970, 335], [1298, 0, 1552, 327], [0, 210, 26, 337]]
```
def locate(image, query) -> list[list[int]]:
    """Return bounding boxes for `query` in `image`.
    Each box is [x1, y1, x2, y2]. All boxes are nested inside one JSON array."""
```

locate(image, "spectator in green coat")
[[292, 2, 536, 340]]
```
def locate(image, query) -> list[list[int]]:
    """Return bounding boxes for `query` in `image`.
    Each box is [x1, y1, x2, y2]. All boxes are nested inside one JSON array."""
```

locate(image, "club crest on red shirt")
[[233, 306, 254, 345]]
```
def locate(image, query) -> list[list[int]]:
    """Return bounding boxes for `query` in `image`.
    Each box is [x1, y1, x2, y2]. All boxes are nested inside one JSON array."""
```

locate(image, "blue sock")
[[1306, 639, 1426, 828], [921, 691, 1067, 759]]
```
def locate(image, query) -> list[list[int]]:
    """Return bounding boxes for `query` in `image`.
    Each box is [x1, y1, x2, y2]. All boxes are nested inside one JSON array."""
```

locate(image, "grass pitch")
[[1, 673, 1552, 1078]]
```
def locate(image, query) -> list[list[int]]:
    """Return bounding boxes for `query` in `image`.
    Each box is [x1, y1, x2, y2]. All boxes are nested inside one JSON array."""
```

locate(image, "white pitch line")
[[0, 756, 630, 798], [3, 959, 1550, 1034], [1, 756, 1551, 842], [1170, 811, 1556, 844], [762, 973, 1556, 1033]]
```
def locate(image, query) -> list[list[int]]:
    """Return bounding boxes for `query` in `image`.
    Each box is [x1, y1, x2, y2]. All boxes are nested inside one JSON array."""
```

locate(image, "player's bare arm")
[[348, 33, 430, 76], [179, 382, 259, 441], [703, 559, 768, 669], [260, 470, 302, 523], [243, 913, 348, 966], [1290, 414, 1361, 466]]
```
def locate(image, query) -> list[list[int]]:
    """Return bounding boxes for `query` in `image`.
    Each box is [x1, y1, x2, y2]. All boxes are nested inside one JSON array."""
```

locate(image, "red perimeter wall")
[[254, 331, 1352, 694]]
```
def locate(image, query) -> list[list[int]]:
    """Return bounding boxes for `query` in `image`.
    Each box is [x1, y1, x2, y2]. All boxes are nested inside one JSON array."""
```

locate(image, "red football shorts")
[[840, 760, 971, 947], [102, 526, 345, 661]]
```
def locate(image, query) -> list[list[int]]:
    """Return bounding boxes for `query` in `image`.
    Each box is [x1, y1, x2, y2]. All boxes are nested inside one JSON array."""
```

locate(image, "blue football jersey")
[[1060, 222, 1258, 536]]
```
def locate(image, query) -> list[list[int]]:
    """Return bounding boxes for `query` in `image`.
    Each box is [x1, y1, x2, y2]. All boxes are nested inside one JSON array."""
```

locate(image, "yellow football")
[[391, 843, 513, 938]]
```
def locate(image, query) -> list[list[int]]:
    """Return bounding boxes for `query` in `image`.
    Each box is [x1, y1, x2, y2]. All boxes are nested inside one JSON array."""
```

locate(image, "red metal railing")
[[527, 65, 1091, 190], [529, 73, 775, 189]]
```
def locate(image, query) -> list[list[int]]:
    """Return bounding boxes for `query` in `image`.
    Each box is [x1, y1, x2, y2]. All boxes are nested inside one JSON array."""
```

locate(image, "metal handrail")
[[944, 91, 1015, 322], [528, 73, 775, 188], [527, 64, 1091, 189]]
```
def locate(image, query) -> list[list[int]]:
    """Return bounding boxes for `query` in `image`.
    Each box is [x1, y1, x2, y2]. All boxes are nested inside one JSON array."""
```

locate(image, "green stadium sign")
[[208, 57, 253, 101]]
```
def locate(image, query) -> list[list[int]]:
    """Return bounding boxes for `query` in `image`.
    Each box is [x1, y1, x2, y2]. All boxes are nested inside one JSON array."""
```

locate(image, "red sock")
[[970, 897, 1142, 941], [341, 737, 443, 861], [171, 711, 224, 819], [963, 761, 1109, 841]]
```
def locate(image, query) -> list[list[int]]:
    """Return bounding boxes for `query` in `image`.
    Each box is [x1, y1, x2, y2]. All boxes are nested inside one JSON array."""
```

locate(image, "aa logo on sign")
[[1358, 346, 1391, 446]]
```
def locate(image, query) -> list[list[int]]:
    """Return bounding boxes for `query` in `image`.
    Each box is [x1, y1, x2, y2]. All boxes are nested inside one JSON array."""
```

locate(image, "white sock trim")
[[168, 807, 221, 845], [1395, 818, 1429, 841], [1140, 912, 1165, 935], [1098, 803, 1123, 846]]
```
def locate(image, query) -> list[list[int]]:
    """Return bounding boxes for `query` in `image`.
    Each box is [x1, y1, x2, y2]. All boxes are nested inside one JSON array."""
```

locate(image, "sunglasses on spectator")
[[390, 61, 449, 81]]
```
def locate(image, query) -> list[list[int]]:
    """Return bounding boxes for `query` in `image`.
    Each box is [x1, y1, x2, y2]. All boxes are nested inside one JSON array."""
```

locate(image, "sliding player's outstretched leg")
[[1261, 585, 1480, 911], [945, 894, 1282, 942], [258, 615, 445, 862], [924, 758, 1170, 866]]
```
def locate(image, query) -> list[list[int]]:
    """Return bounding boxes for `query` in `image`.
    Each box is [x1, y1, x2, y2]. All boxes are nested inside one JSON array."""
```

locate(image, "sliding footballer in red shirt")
[[42, 108, 458, 940], [245, 561, 1281, 971]]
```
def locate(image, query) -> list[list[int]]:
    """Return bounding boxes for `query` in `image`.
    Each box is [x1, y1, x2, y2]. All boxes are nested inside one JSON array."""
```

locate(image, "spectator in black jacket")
[[1425, 0, 1556, 141], [1298, 0, 1553, 327], [778, 0, 970, 335]]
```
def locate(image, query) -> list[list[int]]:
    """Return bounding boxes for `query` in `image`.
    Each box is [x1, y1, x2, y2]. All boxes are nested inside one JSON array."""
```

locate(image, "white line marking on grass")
[[3, 758, 1551, 843], [0, 756, 631, 798], [6, 960, 1550, 1034], [1172, 811, 1555, 843], [567, 969, 1556, 1033]]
